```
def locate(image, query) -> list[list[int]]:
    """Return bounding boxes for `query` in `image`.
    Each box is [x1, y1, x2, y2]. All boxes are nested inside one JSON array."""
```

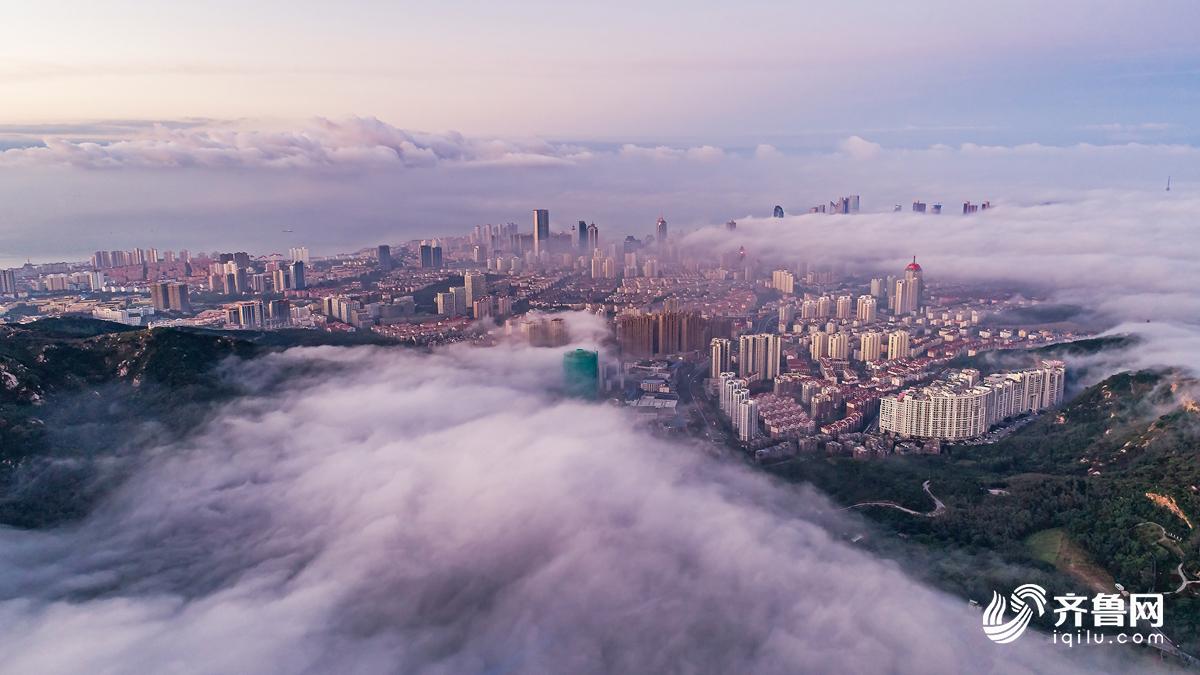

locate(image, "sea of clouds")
[[0, 313, 1166, 674]]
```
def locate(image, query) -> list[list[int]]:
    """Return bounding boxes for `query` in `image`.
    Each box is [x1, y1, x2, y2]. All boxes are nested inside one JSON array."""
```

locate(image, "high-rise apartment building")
[[710, 338, 732, 378], [856, 295, 877, 322], [888, 330, 912, 360], [738, 333, 782, 382], [859, 332, 882, 362]]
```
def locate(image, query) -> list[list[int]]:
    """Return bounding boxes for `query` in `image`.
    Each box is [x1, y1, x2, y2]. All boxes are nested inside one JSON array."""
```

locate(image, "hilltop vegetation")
[[772, 364, 1200, 651], [0, 318, 399, 528]]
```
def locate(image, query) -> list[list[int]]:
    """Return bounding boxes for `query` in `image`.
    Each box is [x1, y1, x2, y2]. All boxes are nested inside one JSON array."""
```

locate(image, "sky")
[[1, 1, 1199, 266]]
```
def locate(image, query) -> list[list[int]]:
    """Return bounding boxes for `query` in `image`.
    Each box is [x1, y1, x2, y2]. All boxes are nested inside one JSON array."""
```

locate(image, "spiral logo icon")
[[982, 584, 1048, 644]]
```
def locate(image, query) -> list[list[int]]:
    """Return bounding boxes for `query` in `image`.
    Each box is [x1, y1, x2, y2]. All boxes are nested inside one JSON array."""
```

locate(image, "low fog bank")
[[0, 316, 1159, 674], [685, 191, 1200, 381]]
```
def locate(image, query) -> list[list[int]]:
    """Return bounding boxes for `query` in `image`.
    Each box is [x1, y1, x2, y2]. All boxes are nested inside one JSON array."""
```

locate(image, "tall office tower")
[[575, 221, 588, 250], [904, 257, 924, 311], [234, 252, 252, 268], [912, 201, 927, 213], [167, 283, 191, 313], [869, 277, 886, 298], [827, 332, 850, 360], [849, 195, 860, 213], [150, 282, 170, 310], [586, 223, 599, 251], [290, 260, 306, 290], [563, 349, 600, 400], [835, 295, 853, 320], [419, 241, 434, 268], [816, 295, 832, 318], [710, 338, 732, 379], [656, 216, 668, 243], [738, 333, 782, 382], [377, 245, 393, 272], [809, 331, 829, 360], [856, 295, 877, 322], [725, 219, 737, 231], [888, 330, 912, 360], [773, 205, 785, 218], [772, 269, 795, 294], [464, 271, 487, 307], [532, 209, 550, 257], [859, 331, 882, 362], [736, 398, 759, 442]]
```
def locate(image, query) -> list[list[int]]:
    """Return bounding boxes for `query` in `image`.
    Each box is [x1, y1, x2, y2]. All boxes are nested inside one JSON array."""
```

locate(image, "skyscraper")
[[655, 216, 668, 243], [290, 260, 306, 290], [575, 220, 588, 250], [586, 223, 599, 252], [773, 205, 785, 218], [710, 338, 732, 379], [533, 209, 550, 257], [377, 245, 393, 272], [563, 349, 600, 399], [893, 257, 924, 314]]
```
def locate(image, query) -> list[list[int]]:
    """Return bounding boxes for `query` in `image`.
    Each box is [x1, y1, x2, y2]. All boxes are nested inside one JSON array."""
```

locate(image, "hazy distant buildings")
[[655, 216, 668, 243], [773, 205, 785, 218], [377, 245, 393, 272], [772, 270, 795, 294]]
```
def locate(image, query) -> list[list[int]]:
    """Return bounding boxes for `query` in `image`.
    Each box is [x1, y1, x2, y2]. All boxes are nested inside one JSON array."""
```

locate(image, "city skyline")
[[3, 4, 1200, 672]]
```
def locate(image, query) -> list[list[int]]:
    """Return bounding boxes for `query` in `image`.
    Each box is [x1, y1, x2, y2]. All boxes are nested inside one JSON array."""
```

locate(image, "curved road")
[[846, 480, 946, 518]]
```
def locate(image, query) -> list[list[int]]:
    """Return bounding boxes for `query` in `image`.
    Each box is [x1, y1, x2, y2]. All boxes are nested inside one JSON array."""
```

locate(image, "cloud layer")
[[0, 316, 1153, 674]]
